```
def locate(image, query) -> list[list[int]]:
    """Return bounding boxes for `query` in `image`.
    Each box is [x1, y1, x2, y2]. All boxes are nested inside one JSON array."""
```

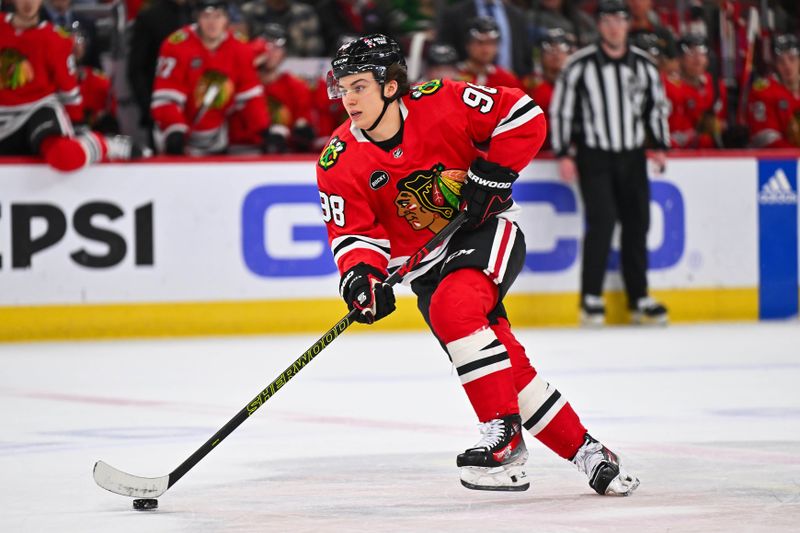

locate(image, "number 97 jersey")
[[316, 78, 547, 286]]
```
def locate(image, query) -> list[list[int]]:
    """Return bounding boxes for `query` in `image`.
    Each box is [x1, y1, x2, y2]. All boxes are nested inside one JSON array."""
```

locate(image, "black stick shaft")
[[165, 211, 468, 490]]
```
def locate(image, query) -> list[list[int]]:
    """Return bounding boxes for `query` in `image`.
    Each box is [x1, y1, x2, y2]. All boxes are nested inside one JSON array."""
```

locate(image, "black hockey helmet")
[[774, 34, 799, 56], [538, 28, 576, 52], [632, 31, 665, 58], [260, 23, 287, 48], [426, 43, 458, 66], [328, 34, 406, 97], [596, 0, 629, 18], [678, 33, 708, 55], [195, 0, 229, 12], [467, 16, 500, 41]]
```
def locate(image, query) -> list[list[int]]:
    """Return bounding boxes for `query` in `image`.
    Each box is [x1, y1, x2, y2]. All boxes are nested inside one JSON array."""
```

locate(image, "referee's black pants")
[[575, 146, 650, 309]]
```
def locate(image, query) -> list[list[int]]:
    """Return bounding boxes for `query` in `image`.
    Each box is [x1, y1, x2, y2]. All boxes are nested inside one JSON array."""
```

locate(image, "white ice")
[[1, 322, 799, 532]]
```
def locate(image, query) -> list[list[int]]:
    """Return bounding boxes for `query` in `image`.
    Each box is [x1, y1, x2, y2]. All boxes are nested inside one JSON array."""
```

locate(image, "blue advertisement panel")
[[757, 159, 799, 319]]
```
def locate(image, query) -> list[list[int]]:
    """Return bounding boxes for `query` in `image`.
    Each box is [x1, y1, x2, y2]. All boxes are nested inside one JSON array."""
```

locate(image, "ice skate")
[[457, 414, 529, 491], [580, 294, 605, 327], [571, 433, 639, 496], [631, 296, 668, 326]]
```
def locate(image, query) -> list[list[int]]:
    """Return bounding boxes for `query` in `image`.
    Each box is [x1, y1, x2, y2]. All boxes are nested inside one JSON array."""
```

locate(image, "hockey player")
[[248, 24, 315, 153], [671, 33, 727, 149], [71, 21, 118, 133], [150, 0, 269, 155], [524, 28, 575, 149], [317, 34, 640, 496], [456, 17, 524, 91], [0, 0, 141, 171], [748, 34, 800, 148]]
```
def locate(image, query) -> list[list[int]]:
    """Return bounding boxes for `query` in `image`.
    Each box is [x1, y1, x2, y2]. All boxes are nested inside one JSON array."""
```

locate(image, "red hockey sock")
[[429, 269, 518, 421], [491, 317, 587, 459]]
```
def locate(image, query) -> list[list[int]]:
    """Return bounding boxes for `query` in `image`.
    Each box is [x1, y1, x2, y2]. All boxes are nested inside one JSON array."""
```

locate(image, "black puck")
[[132, 498, 158, 510]]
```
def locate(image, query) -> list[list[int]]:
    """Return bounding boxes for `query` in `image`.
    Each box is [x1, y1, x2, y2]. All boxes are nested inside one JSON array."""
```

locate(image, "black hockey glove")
[[261, 125, 289, 154], [340, 262, 396, 325], [460, 157, 518, 229], [164, 130, 186, 155], [291, 122, 315, 152]]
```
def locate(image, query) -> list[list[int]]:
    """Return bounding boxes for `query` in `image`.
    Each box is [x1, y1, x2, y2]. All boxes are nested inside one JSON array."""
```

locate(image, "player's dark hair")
[[387, 63, 410, 98]]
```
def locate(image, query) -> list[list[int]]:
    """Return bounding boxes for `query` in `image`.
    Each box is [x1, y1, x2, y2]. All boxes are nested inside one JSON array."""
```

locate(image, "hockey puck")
[[132, 498, 158, 510]]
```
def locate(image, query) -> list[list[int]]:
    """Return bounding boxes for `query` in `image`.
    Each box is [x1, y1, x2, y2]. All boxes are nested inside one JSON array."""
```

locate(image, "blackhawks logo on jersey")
[[318, 136, 346, 170], [0, 49, 35, 90], [194, 70, 234, 111], [168, 29, 189, 45], [394, 164, 466, 233], [410, 79, 443, 100]]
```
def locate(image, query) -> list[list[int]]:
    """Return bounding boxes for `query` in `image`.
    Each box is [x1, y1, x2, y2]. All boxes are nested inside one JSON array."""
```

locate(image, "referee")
[[550, 0, 669, 326]]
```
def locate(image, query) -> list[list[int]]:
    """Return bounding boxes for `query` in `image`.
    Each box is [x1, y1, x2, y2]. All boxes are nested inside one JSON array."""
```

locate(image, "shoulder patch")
[[54, 26, 72, 39], [168, 29, 188, 45], [318, 136, 347, 170], [234, 31, 248, 43], [752, 78, 769, 91], [410, 79, 443, 100]]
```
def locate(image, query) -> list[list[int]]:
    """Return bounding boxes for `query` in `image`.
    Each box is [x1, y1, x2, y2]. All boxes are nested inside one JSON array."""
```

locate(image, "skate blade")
[[461, 479, 530, 492], [631, 313, 668, 327], [579, 312, 605, 328], [459, 465, 530, 492]]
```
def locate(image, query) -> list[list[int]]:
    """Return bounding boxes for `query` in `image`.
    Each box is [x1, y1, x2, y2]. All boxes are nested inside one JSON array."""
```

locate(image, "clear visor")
[[325, 65, 386, 100]]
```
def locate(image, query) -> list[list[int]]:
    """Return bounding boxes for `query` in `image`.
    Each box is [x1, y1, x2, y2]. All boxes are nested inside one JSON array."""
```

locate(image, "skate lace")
[[571, 439, 604, 477], [472, 419, 505, 450]]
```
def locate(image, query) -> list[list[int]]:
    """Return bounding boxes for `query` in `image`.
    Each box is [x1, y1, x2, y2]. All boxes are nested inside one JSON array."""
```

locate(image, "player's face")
[[598, 13, 629, 49], [541, 43, 571, 72], [680, 47, 708, 78], [337, 72, 384, 129], [426, 65, 459, 81], [198, 8, 228, 42], [15, 0, 42, 18], [466, 37, 499, 66], [776, 52, 800, 84], [627, 0, 652, 19]]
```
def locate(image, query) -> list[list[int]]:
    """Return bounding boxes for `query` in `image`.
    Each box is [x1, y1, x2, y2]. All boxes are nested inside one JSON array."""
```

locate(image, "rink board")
[[0, 153, 796, 340]]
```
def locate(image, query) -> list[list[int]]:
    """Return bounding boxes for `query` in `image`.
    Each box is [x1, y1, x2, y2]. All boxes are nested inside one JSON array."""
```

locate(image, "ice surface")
[[1, 322, 798, 532]]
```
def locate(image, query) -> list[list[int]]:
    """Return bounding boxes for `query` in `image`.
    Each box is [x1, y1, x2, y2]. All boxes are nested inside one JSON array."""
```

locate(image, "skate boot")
[[571, 433, 640, 496], [457, 414, 529, 491], [631, 296, 668, 326], [580, 294, 605, 327]]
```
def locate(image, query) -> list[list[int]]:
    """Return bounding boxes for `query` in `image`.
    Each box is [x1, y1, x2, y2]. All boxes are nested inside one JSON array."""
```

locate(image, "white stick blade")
[[93, 460, 169, 498]]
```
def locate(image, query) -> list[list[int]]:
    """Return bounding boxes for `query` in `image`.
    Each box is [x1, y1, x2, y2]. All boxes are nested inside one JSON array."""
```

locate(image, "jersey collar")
[[350, 99, 409, 143]]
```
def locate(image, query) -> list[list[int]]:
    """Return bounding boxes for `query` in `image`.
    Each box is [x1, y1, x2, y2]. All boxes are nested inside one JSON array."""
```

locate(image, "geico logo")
[[242, 182, 685, 277], [1, 202, 154, 269]]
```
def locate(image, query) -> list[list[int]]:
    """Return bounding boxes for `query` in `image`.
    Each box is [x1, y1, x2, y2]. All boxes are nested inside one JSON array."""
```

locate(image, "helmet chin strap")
[[365, 83, 397, 132]]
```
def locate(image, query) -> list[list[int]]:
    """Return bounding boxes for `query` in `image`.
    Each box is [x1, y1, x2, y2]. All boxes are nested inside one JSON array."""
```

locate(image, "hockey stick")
[[93, 211, 469, 499]]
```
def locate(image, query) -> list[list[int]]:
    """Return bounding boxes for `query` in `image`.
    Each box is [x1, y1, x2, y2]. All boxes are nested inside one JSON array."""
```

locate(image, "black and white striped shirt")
[[550, 44, 670, 156]]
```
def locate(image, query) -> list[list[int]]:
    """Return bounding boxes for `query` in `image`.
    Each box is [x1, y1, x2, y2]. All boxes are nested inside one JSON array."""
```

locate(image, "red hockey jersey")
[[748, 75, 800, 148], [78, 66, 116, 127], [665, 72, 726, 148], [151, 26, 269, 153], [316, 79, 546, 285], [0, 15, 82, 136], [456, 64, 524, 91]]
